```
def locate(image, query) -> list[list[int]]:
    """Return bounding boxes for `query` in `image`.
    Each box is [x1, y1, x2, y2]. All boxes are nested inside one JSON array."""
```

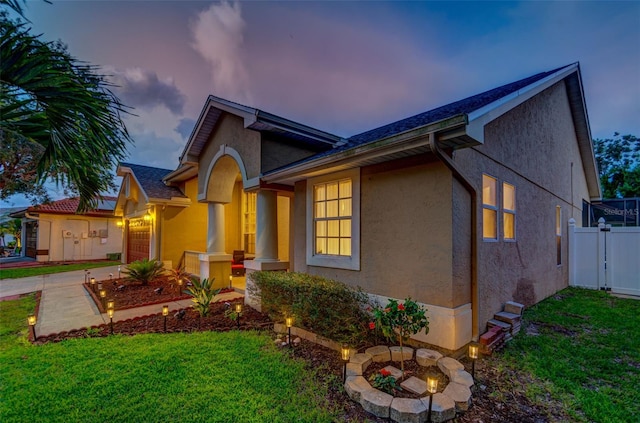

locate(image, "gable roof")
[[118, 163, 187, 202], [263, 63, 601, 199], [11, 197, 116, 218]]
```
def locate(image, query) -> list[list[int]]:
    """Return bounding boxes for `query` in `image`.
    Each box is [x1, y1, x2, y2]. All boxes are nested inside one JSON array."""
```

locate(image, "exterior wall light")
[[426, 376, 438, 422], [341, 345, 351, 382], [162, 305, 169, 332], [116, 220, 123, 227], [27, 314, 37, 340], [143, 211, 152, 221]]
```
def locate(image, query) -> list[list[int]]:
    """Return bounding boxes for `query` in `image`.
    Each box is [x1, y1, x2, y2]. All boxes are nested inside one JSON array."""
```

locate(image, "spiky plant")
[[123, 258, 165, 286], [185, 277, 221, 319], [168, 266, 191, 287]]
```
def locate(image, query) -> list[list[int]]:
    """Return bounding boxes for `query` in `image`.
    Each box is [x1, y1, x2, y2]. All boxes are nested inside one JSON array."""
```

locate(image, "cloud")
[[175, 118, 196, 140], [190, 1, 252, 103], [110, 67, 187, 115]]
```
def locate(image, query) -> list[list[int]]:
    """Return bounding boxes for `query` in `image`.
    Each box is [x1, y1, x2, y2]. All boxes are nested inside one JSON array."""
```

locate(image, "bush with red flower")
[[369, 368, 402, 394], [371, 298, 429, 376]]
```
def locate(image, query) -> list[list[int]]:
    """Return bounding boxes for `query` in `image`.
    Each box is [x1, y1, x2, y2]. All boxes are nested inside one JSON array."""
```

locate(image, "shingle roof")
[[120, 163, 187, 200], [26, 197, 117, 216], [343, 65, 567, 150]]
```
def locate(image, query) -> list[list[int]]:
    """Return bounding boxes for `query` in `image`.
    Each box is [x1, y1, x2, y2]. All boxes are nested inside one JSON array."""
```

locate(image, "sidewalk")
[[0, 265, 243, 336]]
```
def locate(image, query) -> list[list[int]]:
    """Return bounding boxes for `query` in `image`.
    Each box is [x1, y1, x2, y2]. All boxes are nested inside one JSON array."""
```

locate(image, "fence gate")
[[569, 218, 640, 296]]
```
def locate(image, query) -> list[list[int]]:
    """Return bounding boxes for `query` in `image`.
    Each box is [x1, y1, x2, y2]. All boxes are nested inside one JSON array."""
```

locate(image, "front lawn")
[[0, 260, 119, 280], [0, 296, 337, 423], [500, 288, 640, 422]]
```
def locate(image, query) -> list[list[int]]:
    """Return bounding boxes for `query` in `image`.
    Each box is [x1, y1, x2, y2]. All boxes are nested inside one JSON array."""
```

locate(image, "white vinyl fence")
[[569, 218, 640, 296]]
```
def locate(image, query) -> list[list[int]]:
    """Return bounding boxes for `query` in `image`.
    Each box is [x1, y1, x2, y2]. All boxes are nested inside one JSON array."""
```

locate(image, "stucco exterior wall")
[[197, 113, 261, 197], [294, 157, 465, 309], [36, 214, 122, 262], [161, 178, 207, 267], [261, 137, 323, 174], [453, 80, 592, 330]]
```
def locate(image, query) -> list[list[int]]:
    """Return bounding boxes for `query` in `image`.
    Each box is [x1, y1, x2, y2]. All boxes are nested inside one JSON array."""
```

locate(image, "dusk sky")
[[3, 0, 639, 207]]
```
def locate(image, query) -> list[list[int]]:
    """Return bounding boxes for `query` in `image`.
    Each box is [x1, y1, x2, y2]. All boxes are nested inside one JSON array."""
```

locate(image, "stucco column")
[[255, 189, 278, 261], [207, 202, 226, 254]]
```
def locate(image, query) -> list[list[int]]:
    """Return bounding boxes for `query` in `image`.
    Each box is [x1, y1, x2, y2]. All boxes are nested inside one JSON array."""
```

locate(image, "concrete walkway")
[[0, 265, 243, 337]]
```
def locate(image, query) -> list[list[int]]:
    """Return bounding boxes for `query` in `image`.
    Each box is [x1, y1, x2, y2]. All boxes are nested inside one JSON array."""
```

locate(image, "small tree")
[[122, 258, 165, 286], [372, 298, 429, 377], [185, 277, 221, 321]]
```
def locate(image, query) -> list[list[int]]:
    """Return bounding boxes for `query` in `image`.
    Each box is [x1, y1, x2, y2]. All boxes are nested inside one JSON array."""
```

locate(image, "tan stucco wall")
[[36, 214, 123, 262], [198, 113, 261, 198], [294, 158, 466, 309], [161, 178, 207, 267], [261, 136, 322, 174], [453, 80, 592, 330]]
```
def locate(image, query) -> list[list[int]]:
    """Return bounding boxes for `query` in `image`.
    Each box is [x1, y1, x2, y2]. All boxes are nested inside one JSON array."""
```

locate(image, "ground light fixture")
[[98, 281, 103, 291], [229, 274, 233, 289], [162, 305, 169, 332], [469, 343, 479, 379], [90, 277, 96, 292], [285, 316, 293, 348], [108, 308, 115, 334], [341, 345, 351, 382], [27, 314, 37, 340], [84, 269, 88, 284], [426, 376, 438, 423], [118, 265, 121, 278], [235, 303, 243, 329], [107, 299, 115, 311], [177, 278, 183, 295], [99, 289, 107, 308]]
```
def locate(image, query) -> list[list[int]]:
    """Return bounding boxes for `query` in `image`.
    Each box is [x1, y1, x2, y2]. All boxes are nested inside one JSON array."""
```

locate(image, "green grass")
[[501, 287, 640, 422], [0, 261, 119, 280], [0, 296, 337, 423]]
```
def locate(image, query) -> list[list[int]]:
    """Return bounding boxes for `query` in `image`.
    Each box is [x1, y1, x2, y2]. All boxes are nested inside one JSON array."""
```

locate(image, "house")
[[116, 63, 600, 351], [9, 197, 123, 262]]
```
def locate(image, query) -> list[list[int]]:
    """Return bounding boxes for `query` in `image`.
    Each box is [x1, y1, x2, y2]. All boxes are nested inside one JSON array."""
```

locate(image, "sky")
[[2, 0, 639, 207]]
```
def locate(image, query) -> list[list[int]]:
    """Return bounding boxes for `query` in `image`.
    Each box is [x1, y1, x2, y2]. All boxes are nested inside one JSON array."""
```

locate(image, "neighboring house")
[[117, 63, 600, 351], [10, 197, 123, 262]]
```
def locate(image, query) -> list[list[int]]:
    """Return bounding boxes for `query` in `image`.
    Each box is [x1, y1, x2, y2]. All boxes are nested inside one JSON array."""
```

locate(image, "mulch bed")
[[83, 275, 234, 312]]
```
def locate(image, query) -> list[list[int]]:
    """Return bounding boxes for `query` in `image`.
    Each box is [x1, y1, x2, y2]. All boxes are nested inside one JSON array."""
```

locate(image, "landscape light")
[[90, 277, 96, 292], [341, 345, 351, 382], [177, 278, 183, 295], [426, 376, 438, 422], [469, 343, 479, 379], [285, 316, 293, 349], [162, 305, 169, 332], [99, 289, 106, 309], [229, 274, 233, 289], [27, 315, 37, 340], [108, 308, 115, 334], [235, 303, 243, 329], [107, 299, 115, 311]]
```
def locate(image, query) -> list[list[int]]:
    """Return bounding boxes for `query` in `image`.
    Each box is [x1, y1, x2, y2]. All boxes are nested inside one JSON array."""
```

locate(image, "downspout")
[[25, 212, 52, 261], [428, 133, 479, 341]]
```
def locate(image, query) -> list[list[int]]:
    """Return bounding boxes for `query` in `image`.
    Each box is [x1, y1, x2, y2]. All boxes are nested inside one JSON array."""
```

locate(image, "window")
[[306, 169, 360, 270], [482, 175, 498, 240], [503, 182, 516, 240], [242, 192, 256, 254], [314, 179, 352, 256], [556, 206, 562, 265]]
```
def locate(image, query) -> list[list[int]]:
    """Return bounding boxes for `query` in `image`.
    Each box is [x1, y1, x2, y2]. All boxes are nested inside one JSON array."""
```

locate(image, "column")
[[255, 190, 278, 262], [207, 202, 226, 254]]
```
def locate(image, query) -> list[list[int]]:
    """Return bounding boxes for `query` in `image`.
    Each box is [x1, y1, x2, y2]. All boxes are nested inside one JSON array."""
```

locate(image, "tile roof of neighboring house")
[[120, 162, 187, 200], [24, 197, 117, 217]]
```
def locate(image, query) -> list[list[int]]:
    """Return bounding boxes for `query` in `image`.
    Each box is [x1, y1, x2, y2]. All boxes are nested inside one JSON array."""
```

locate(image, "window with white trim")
[[502, 182, 516, 240], [306, 169, 360, 270], [482, 174, 498, 240]]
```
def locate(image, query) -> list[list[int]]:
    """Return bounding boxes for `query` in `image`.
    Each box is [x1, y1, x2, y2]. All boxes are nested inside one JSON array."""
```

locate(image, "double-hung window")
[[503, 182, 516, 241], [482, 175, 498, 240], [306, 169, 360, 270]]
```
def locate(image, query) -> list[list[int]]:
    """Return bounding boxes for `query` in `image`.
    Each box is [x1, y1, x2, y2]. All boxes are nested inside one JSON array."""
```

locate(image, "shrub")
[[372, 297, 429, 376], [123, 258, 165, 285], [167, 266, 190, 288], [185, 277, 220, 318], [369, 368, 401, 395], [249, 271, 372, 346]]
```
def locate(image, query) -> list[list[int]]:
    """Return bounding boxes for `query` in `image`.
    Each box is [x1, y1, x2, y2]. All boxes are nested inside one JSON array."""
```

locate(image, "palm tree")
[[0, 1, 132, 211]]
